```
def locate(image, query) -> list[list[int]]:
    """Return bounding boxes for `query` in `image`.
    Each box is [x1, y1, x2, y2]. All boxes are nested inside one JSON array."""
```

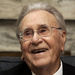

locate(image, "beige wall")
[[0, 20, 75, 56], [0, 0, 75, 56], [0, 0, 75, 19]]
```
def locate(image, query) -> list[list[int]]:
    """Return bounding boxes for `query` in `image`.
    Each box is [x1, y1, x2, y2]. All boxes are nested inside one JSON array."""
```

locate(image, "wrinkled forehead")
[[19, 10, 59, 31]]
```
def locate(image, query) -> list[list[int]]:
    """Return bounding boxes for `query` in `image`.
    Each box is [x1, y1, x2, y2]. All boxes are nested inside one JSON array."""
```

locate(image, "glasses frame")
[[17, 26, 62, 42]]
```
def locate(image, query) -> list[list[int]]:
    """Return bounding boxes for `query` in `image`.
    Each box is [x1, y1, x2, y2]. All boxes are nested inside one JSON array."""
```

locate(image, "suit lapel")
[[63, 62, 75, 75]]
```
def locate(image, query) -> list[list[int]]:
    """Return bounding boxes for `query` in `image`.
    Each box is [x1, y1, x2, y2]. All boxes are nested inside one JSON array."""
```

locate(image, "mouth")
[[31, 48, 48, 54]]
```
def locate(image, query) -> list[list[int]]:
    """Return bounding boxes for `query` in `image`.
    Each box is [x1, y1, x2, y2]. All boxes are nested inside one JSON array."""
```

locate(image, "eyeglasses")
[[17, 25, 62, 42]]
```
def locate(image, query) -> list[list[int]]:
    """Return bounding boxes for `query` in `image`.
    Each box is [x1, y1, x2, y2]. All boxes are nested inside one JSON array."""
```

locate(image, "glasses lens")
[[38, 27, 51, 37], [20, 26, 51, 41], [22, 29, 33, 41]]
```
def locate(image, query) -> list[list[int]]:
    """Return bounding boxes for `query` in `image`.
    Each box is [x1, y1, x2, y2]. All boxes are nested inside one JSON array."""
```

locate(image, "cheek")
[[54, 36, 62, 50], [20, 41, 30, 53], [45, 34, 62, 52], [50, 37, 62, 60], [20, 42, 31, 61]]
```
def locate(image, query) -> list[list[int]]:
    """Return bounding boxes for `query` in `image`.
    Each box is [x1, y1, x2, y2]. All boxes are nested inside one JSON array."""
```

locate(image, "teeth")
[[31, 48, 48, 54]]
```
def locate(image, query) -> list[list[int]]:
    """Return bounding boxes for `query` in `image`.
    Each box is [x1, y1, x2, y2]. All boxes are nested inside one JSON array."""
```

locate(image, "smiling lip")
[[31, 48, 48, 54]]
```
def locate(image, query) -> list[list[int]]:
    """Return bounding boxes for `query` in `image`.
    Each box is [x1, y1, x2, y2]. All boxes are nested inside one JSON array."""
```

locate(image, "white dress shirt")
[[54, 61, 63, 75], [32, 61, 63, 75]]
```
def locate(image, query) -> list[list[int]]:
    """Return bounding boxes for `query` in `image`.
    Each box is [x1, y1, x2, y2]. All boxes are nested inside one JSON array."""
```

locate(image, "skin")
[[19, 10, 66, 75]]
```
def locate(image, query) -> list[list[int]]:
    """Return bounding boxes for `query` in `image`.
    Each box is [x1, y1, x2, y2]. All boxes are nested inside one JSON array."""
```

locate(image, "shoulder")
[[63, 62, 75, 70], [63, 62, 75, 75], [0, 61, 32, 75]]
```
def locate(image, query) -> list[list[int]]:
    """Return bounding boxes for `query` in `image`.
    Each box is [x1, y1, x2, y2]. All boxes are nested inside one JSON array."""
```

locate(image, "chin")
[[31, 58, 52, 68]]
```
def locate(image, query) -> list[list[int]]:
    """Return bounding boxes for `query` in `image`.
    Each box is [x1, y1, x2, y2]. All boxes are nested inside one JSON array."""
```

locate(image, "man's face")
[[19, 10, 66, 69]]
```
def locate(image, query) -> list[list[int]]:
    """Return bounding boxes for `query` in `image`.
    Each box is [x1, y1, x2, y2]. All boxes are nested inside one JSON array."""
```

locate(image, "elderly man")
[[1, 2, 75, 75]]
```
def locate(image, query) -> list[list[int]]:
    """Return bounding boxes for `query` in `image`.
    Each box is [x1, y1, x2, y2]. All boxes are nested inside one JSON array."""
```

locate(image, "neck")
[[32, 60, 60, 75]]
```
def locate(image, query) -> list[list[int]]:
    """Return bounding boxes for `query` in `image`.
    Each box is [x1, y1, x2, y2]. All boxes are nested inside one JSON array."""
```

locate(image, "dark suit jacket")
[[0, 61, 75, 75]]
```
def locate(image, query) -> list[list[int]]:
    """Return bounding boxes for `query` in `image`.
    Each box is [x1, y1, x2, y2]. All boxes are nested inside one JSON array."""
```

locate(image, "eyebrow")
[[23, 28, 33, 32], [38, 24, 49, 28], [21, 24, 49, 32]]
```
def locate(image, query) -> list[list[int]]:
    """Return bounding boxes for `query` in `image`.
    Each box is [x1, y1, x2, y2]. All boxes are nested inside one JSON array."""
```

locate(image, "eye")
[[38, 24, 49, 34], [24, 31, 32, 36], [23, 29, 33, 38], [40, 29, 47, 33], [39, 28, 49, 36]]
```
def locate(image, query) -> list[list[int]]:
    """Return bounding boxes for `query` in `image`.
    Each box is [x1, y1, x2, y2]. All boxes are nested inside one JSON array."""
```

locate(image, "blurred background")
[[0, 0, 75, 56]]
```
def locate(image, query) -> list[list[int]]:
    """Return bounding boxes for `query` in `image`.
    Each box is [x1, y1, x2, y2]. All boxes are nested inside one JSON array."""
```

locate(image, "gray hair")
[[16, 2, 66, 37]]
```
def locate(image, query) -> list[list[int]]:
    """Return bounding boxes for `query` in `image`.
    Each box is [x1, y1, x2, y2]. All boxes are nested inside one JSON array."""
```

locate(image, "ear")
[[61, 30, 66, 51], [62, 31, 66, 42], [19, 40, 24, 60], [21, 53, 24, 60]]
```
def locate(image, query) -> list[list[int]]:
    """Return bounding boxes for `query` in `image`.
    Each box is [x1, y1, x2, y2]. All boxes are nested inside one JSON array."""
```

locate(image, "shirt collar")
[[32, 61, 63, 75], [54, 61, 63, 75]]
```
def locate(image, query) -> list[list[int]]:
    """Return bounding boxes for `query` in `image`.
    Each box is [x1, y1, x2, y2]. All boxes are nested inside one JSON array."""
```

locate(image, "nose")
[[31, 33, 42, 45]]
